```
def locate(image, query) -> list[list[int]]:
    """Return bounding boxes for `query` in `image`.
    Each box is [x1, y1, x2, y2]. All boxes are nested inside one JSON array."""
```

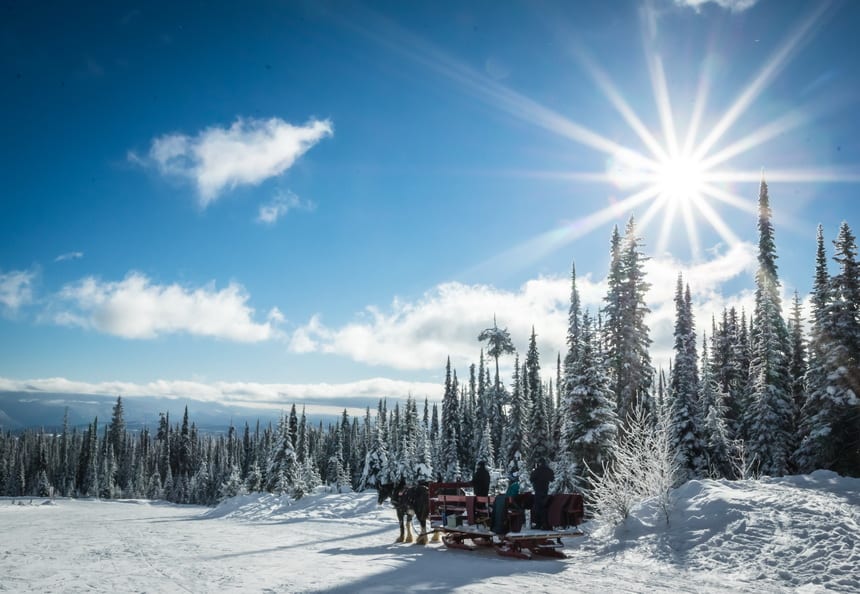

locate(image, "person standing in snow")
[[530, 459, 554, 530], [472, 461, 491, 497], [492, 471, 520, 533]]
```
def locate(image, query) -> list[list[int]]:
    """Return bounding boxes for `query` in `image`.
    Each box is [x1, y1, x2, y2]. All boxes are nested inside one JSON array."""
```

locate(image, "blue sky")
[[1, 0, 858, 415]]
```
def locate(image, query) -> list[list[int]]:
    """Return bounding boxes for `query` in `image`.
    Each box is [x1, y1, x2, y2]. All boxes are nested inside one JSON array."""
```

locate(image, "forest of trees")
[[1, 179, 858, 505]]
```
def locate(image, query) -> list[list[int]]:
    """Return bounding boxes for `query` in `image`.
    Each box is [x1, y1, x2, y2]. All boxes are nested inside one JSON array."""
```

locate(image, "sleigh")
[[427, 482, 585, 559]]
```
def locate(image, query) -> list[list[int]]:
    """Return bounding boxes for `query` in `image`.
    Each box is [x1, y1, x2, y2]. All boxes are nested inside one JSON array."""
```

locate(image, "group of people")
[[471, 459, 555, 533]]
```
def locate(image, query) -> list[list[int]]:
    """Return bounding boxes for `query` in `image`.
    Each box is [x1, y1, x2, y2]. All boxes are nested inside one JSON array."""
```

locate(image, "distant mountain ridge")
[[0, 391, 355, 433]]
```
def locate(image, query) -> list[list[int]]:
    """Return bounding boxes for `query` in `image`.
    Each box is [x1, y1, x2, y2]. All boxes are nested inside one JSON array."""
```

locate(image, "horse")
[[377, 480, 431, 544]]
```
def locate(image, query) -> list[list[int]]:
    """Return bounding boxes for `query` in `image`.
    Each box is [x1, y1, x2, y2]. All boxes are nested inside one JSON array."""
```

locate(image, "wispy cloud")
[[257, 190, 315, 225], [135, 117, 333, 207], [51, 272, 280, 342], [674, 0, 760, 13], [55, 251, 84, 263], [0, 269, 36, 315], [290, 242, 759, 374], [0, 376, 440, 412]]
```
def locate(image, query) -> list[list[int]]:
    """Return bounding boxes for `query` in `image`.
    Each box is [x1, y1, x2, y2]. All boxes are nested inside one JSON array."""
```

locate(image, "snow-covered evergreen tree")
[[669, 276, 705, 480], [440, 358, 462, 481], [458, 365, 477, 472], [413, 418, 434, 484], [605, 219, 654, 427], [502, 354, 529, 473], [81, 418, 99, 498], [266, 414, 298, 495], [550, 412, 581, 494], [475, 419, 495, 470], [526, 327, 551, 468], [359, 419, 390, 490], [797, 223, 860, 475], [786, 291, 808, 471], [566, 311, 618, 486], [745, 178, 793, 476], [700, 336, 732, 478]]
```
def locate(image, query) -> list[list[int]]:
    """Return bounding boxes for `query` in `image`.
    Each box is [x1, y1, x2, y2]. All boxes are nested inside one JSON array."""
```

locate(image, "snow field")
[[1, 471, 857, 593]]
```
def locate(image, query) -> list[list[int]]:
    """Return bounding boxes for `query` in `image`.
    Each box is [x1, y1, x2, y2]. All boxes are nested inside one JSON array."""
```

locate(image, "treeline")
[[1, 179, 858, 505]]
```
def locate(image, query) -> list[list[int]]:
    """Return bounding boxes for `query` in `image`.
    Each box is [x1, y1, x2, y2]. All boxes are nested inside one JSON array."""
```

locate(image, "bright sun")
[[460, 3, 846, 270], [654, 154, 705, 206]]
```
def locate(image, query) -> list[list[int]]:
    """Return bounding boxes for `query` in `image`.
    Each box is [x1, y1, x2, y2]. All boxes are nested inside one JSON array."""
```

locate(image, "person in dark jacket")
[[530, 459, 554, 530], [472, 461, 491, 497]]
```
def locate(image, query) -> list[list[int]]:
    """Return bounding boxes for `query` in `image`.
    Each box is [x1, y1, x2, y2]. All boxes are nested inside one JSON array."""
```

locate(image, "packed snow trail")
[[0, 471, 857, 593]]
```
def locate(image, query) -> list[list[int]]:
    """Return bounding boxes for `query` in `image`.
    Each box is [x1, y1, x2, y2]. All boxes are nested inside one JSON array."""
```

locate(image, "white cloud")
[[257, 190, 315, 224], [290, 275, 605, 372], [55, 251, 84, 262], [674, 0, 759, 13], [290, 242, 759, 375], [0, 376, 439, 413], [0, 269, 36, 314], [140, 117, 333, 206], [52, 272, 279, 342]]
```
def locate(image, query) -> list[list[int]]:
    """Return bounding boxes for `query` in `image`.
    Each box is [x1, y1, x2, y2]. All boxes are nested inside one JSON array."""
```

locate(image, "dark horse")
[[377, 480, 431, 544]]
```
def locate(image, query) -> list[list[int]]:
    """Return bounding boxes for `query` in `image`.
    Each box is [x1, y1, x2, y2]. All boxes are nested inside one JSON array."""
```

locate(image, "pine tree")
[[700, 335, 731, 478], [440, 358, 461, 481], [526, 327, 551, 467], [475, 419, 495, 470], [108, 396, 125, 464], [266, 414, 297, 494], [797, 223, 860, 475], [564, 261, 582, 384], [566, 311, 618, 486], [605, 219, 654, 427], [712, 307, 746, 438], [478, 316, 515, 396], [787, 291, 808, 471], [745, 178, 793, 476], [460, 365, 477, 471], [81, 417, 99, 497], [360, 419, 390, 490], [669, 276, 705, 480], [57, 408, 71, 496], [502, 354, 529, 473]]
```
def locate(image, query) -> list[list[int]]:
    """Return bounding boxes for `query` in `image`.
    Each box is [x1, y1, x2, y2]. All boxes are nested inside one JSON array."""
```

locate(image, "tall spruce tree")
[[267, 413, 298, 495], [502, 354, 529, 473], [605, 219, 654, 427], [797, 224, 860, 475], [745, 177, 793, 476], [787, 291, 808, 471], [566, 311, 618, 485], [440, 358, 461, 481], [526, 327, 551, 467], [669, 276, 705, 480], [700, 335, 731, 478]]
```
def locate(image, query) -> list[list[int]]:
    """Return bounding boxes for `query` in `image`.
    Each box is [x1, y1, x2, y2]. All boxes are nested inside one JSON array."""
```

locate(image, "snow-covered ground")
[[1, 470, 857, 593]]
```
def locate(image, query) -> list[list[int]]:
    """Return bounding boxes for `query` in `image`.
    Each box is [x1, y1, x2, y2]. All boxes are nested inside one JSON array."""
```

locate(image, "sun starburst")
[[353, 1, 857, 275], [522, 0, 852, 262]]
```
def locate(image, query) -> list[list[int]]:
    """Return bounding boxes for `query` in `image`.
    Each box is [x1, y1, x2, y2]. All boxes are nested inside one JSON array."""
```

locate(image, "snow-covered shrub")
[[585, 403, 680, 526]]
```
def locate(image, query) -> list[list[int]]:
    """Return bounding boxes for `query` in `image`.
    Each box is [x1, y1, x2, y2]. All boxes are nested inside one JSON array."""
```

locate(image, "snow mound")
[[610, 470, 860, 592]]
